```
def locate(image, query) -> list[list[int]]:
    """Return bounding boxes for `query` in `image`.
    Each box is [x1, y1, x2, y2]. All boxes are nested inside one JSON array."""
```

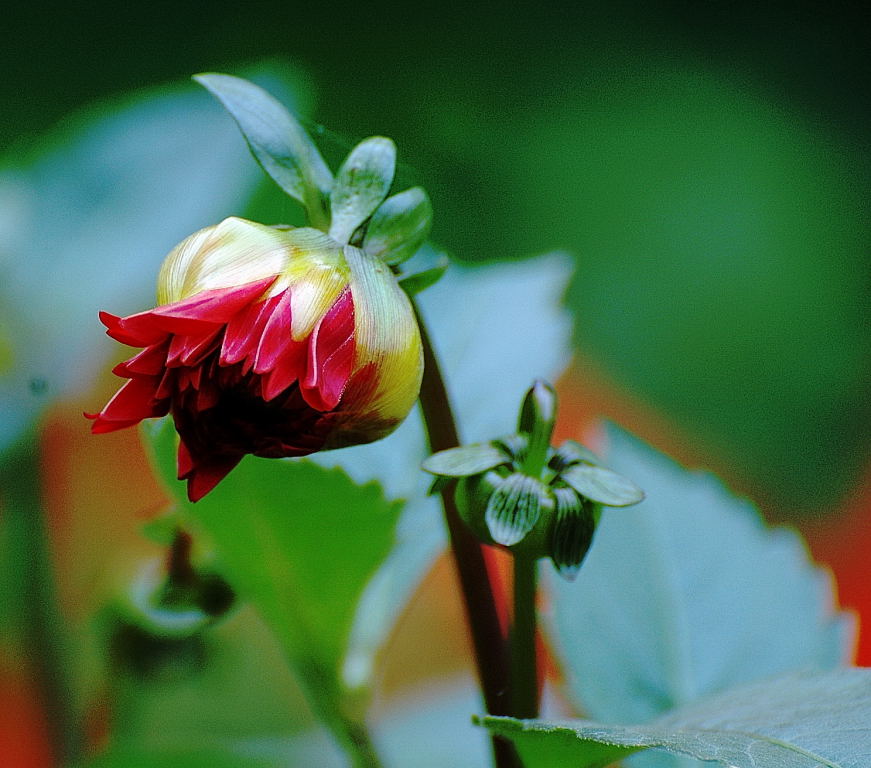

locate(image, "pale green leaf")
[[194, 73, 332, 227], [329, 136, 396, 243], [364, 186, 433, 265], [480, 669, 871, 768], [372, 674, 492, 767], [547, 424, 853, 741]]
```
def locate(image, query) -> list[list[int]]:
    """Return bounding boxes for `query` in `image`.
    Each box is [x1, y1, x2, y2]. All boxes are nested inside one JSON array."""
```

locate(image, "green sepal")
[[427, 475, 452, 496], [422, 442, 510, 477], [364, 186, 433, 265], [193, 73, 333, 228], [550, 488, 596, 581], [329, 136, 396, 244], [485, 473, 546, 547], [560, 463, 645, 507], [518, 379, 557, 477], [550, 439, 601, 471], [495, 433, 529, 463], [398, 257, 448, 297]]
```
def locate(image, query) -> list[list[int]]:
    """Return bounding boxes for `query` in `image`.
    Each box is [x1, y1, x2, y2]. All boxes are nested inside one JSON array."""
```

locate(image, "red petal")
[[101, 310, 167, 347], [217, 363, 243, 388], [253, 290, 293, 374], [220, 299, 273, 366], [103, 276, 276, 346], [86, 414, 143, 433], [185, 456, 243, 502], [175, 368, 196, 393], [188, 365, 203, 391], [88, 377, 168, 432], [177, 439, 194, 479], [260, 340, 307, 401], [166, 328, 222, 368], [195, 381, 221, 411], [336, 360, 379, 411], [112, 341, 169, 377], [153, 277, 276, 326], [301, 289, 355, 412], [315, 337, 356, 410], [155, 368, 176, 400]]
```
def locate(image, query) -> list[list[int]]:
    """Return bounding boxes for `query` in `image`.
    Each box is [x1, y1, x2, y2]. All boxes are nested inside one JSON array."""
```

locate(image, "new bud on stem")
[[422, 380, 644, 579]]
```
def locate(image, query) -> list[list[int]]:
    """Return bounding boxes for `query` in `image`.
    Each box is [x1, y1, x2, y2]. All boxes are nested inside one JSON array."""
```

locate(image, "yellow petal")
[[275, 228, 350, 341], [344, 244, 423, 425], [157, 217, 289, 304]]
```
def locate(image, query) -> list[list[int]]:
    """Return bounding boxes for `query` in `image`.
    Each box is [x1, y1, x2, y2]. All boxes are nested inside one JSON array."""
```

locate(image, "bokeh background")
[[1, 2, 868, 766]]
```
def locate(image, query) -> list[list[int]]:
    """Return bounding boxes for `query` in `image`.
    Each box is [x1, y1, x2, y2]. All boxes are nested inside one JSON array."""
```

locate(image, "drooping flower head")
[[88, 217, 423, 501]]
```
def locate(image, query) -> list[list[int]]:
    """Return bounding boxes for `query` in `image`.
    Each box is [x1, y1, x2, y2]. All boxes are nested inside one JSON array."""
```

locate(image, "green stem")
[[1, 435, 83, 763], [413, 301, 521, 768], [510, 553, 539, 718]]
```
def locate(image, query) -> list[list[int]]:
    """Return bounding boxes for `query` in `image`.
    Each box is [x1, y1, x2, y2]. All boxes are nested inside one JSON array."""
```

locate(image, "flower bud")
[[88, 217, 423, 501], [423, 379, 644, 579]]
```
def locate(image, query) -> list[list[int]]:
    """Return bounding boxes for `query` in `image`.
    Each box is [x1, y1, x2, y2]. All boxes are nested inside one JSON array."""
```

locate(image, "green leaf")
[[397, 258, 449, 296], [421, 443, 510, 477], [547, 424, 853, 734], [141, 417, 403, 690], [329, 136, 396, 243], [480, 669, 871, 768], [194, 73, 332, 228], [363, 186, 433, 265], [77, 748, 276, 768], [484, 473, 544, 546], [75, 734, 344, 768], [559, 463, 644, 507], [93, 578, 349, 766]]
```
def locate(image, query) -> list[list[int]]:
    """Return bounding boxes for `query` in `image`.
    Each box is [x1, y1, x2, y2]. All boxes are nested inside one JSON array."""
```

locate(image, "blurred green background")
[[5, 0, 866, 514]]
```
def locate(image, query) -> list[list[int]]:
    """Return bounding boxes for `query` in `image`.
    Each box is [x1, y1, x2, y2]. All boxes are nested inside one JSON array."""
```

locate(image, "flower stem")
[[412, 301, 521, 768], [510, 553, 540, 718]]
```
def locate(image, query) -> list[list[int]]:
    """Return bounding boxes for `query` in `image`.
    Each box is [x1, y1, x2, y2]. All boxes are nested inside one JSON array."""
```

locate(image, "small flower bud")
[[424, 379, 644, 579], [88, 217, 423, 501]]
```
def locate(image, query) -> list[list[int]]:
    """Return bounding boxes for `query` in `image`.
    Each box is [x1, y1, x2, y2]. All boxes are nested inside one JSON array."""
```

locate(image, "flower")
[[87, 217, 423, 501]]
